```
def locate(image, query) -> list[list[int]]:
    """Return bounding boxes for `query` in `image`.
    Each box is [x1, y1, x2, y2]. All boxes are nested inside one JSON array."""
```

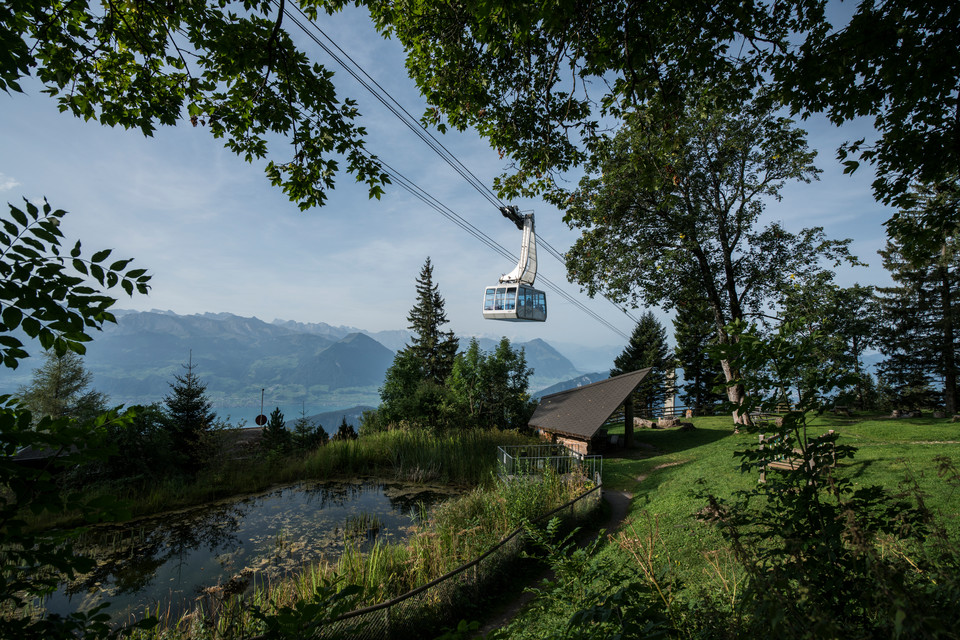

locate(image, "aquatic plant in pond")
[[37, 479, 456, 624], [343, 512, 384, 541]]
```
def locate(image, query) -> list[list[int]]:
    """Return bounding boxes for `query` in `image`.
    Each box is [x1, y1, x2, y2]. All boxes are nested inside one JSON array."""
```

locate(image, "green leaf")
[[72, 259, 88, 275], [9, 206, 27, 227], [21, 316, 40, 337], [91, 249, 112, 263], [1, 307, 23, 330], [109, 259, 132, 271]]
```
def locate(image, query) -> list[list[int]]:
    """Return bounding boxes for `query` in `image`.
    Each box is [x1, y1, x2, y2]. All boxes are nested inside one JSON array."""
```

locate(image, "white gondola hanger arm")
[[498, 207, 538, 286]]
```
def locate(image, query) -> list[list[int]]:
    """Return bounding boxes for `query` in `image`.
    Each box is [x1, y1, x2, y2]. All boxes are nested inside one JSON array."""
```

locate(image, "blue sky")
[[0, 5, 894, 353]]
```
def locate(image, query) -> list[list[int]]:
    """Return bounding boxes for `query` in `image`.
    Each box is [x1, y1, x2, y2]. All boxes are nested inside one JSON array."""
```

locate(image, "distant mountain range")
[[0, 310, 610, 410]]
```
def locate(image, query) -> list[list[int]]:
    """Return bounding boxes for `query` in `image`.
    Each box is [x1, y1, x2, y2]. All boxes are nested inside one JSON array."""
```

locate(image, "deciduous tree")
[[561, 96, 858, 426], [2, 1, 390, 209], [780, 276, 880, 410], [0, 199, 150, 367], [370, 1, 959, 251], [447, 337, 534, 429], [0, 201, 151, 639]]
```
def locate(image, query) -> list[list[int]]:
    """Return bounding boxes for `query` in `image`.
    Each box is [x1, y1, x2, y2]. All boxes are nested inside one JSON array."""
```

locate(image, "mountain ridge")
[[0, 310, 608, 408]]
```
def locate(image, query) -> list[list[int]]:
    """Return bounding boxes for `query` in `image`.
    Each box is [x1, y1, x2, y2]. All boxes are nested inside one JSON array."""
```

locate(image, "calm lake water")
[[42, 479, 457, 623]]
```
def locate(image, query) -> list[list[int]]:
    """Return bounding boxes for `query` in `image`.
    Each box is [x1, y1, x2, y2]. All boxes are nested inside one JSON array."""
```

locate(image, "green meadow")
[[493, 413, 960, 639]]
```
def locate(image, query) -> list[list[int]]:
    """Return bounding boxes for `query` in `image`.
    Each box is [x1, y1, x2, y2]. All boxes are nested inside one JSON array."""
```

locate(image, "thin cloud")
[[0, 173, 21, 192]]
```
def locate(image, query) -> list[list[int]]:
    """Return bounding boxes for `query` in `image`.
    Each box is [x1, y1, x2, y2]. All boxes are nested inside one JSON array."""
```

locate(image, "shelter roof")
[[528, 368, 650, 440]]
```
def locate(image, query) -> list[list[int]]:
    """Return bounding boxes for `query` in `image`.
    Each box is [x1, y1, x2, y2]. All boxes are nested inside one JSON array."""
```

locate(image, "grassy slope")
[[496, 414, 960, 637]]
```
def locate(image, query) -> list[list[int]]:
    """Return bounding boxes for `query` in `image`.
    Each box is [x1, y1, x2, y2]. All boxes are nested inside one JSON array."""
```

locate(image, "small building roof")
[[528, 368, 651, 440]]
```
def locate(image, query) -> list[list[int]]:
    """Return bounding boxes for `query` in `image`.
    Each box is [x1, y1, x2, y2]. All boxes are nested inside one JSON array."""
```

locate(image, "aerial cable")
[[280, 3, 503, 212], [368, 152, 629, 339], [365, 152, 631, 340], [538, 235, 640, 324], [280, 4, 634, 338]]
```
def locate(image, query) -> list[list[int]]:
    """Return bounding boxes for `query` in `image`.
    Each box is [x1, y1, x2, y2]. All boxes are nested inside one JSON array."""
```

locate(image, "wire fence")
[[295, 478, 604, 640], [497, 444, 603, 480]]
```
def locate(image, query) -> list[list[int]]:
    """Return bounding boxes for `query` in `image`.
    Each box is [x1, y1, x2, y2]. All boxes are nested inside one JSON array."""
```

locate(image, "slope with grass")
[[492, 414, 960, 638]]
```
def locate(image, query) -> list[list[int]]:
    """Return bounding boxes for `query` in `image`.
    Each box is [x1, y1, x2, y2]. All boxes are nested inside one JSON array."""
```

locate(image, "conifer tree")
[[333, 416, 358, 441], [163, 353, 216, 471], [875, 232, 959, 412], [611, 312, 670, 416], [673, 300, 724, 414], [378, 258, 459, 429], [292, 410, 327, 451], [261, 407, 291, 454], [404, 257, 459, 385], [17, 350, 107, 424]]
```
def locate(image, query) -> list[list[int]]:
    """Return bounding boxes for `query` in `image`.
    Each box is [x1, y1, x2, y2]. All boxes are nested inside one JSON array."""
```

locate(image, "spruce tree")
[[673, 300, 724, 414], [333, 416, 358, 441], [261, 407, 291, 454], [404, 257, 459, 385], [378, 258, 459, 429], [611, 312, 670, 416], [875, 233, 959, 412], [292, 408, 326, 451], [163, 353, 216, 471]]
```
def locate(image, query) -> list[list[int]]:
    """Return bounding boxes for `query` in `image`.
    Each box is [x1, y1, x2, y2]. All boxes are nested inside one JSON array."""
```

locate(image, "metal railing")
[[289, 479, 603, 639], [497, 444, 602, 480]]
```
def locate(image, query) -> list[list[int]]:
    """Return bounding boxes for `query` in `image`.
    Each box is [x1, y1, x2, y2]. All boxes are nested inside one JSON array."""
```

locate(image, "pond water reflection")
[[41, 479, 457, 623]]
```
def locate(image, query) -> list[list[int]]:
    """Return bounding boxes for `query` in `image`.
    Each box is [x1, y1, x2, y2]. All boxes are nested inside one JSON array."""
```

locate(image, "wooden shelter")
[[528, 368, 650, 454]]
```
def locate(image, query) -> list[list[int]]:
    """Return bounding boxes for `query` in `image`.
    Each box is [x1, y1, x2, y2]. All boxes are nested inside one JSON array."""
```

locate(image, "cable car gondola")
[[482, 207, 547, 322]]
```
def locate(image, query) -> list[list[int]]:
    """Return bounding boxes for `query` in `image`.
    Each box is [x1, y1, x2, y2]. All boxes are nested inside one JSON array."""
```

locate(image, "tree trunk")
[[720, 358, 752, 428]]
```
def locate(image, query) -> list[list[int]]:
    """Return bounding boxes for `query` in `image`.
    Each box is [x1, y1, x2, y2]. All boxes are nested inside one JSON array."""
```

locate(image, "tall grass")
[[29, 428, 536, 529], [132, 470, 595, 639]]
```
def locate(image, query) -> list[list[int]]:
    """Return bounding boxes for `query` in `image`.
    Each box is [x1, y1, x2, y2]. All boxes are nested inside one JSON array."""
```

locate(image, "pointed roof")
[[528, 368, 650, 440]]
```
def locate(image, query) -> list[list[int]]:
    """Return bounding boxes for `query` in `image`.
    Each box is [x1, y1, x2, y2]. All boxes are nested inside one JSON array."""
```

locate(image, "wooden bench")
[[759, 429, 836, 483], [749, 412, 782, 429]]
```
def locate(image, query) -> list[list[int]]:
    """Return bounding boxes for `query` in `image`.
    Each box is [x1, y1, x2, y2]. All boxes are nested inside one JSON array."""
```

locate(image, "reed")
[[26, 428, 537, 530], [133, 470, 594, 638]]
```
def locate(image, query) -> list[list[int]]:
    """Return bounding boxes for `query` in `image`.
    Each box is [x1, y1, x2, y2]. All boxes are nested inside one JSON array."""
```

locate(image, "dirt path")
[[473, 489, 633, 636]]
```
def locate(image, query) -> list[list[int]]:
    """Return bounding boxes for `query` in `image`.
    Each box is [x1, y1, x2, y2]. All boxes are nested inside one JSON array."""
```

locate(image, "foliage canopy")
[[371, 0, 960, 247], [2, 0, 391, 209]]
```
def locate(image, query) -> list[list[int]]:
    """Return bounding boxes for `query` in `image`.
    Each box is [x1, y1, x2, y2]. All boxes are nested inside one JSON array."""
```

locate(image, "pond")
[[40, 479, 457, 624]]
